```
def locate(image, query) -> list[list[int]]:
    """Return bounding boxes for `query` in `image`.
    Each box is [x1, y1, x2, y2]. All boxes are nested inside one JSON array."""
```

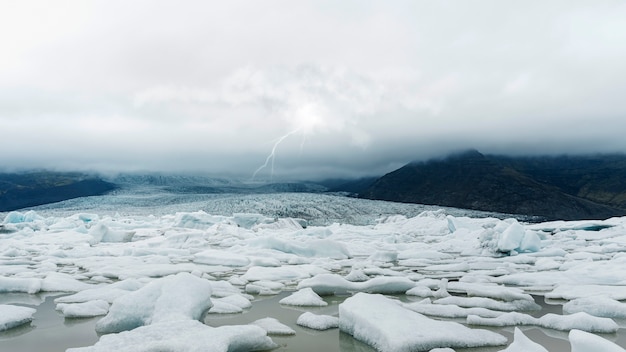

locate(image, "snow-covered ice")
[[95, 272, 213, 333], [67, 320, 276, 352], [0, 305, 36, 331], [569, 329, 626, 352], [339, 293, 508, 351], [500, 328, 549, 352], [279, 287, 327, 307], [250, 317, 295, 335], [296, 311, 339, 330]]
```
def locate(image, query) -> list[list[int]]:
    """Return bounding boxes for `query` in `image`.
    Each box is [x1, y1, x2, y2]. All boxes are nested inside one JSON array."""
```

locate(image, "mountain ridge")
[[359, 150, 626, 221]]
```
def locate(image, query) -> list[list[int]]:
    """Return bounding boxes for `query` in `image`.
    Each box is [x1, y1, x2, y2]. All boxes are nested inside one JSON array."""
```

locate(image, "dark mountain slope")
[[0, 172, 116, 212], [360, 150, 625, 220]]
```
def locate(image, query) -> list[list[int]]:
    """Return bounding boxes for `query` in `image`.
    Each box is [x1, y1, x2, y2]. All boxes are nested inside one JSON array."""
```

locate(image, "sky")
[[2, 0, 626, 180]]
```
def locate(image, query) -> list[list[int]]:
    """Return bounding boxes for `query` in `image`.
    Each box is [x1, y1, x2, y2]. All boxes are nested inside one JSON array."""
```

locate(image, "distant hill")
[[0, 172, 116, 212], [360, 150, 626, 221]]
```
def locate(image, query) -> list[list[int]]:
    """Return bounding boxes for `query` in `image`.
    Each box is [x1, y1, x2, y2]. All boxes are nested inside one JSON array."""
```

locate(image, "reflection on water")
[[1, 292, 626, 352], [0, 294, 100, 352]]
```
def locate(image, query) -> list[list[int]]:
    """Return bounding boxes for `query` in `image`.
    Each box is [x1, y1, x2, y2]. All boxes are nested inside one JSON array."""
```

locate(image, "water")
[[0, 294, 100, 352], [2, 292, 626, 351]]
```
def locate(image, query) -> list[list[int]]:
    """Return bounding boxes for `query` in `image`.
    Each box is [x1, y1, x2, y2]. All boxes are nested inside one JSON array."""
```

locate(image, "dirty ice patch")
[[339, 293, 507, 352], [67, 320, 276, 352], [0, 305, 36, 331], [95, 273, 212, 334]]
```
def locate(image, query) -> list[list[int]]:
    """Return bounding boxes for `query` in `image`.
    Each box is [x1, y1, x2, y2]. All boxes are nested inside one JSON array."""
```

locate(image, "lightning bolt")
[[252, 127, 302, 180]]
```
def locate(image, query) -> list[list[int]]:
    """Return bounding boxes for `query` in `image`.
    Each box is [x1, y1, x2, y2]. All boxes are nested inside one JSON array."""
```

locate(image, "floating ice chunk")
[[467, 311, 618, 333], [498, 221, 526, 252], [208, 294, 251, 313], [569, 329, 626, 352], [56, 300, 109, 318], [95, 273, 213, 334], [339, 293, 507, 351], [298, 274, 415, 295], [500, 328, 548, 352], [214, 294, 252, 309], [242, 265, 325, 282], [0, 276, 41, 294], [41, 272, 93, 292], [89, 223, 135, 244], [208, 301, 243, 314], [194, 249, 250, 267], [368, 250, 398, 262], [403, 301, 502, 319], [434, 296, 541, 312], [344, 269, 369, 282], [253, 218, 303, 231], [546, 284, 626, 300], [2, 211, 43, 224], [233, 213, 273, 229], [563, 296, 626, 318], [245, 281, 285, 295], [0, 305, 36, 331], [250, 317, 295, 335], [296, 312, 338, 330], [173, 211, 227, 229], [447, 282, 533, 302], [248, 238, 350, 259], [279, 288, 327, 307], [55, 279, 143, 304], [67, 320, 276, 352]]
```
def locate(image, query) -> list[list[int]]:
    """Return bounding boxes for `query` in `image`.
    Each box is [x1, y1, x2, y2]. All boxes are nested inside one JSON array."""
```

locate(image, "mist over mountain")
[[359, 150, 626, 221]]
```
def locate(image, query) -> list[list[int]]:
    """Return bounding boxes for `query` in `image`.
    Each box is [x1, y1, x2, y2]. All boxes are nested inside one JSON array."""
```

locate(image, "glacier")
[[1, 191, 626, 351]]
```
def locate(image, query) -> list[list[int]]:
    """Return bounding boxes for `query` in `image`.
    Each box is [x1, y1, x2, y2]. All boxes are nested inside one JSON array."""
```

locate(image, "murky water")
[[1, 292, 625, 352]]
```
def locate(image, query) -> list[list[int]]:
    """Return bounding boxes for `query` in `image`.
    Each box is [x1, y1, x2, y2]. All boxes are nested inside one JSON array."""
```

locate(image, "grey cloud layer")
[[1, 1, 626, 179]]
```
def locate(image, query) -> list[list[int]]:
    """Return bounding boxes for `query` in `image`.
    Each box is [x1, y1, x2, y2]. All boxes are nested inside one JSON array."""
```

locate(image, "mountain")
[[360, 150, 626, 221], [0, 171, 116, 212]]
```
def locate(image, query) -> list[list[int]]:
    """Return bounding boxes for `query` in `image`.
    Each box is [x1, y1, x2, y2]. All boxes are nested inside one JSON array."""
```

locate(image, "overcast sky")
[[2, 1, 626, 179]]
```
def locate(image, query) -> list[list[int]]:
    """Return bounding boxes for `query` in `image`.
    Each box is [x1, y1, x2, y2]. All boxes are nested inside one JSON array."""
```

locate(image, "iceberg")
[[250, 317, 295, 335], [95, 273, 213, 333], [279, 288, 328, 307], [67, 320, 276, 352], [0, 305, 36, 331], [339, 293, 507, 351], [296, 312, 339, 330]]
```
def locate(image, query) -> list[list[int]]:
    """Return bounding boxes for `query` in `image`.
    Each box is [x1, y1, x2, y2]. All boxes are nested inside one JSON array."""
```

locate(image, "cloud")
[[2, 1, 626, 179]]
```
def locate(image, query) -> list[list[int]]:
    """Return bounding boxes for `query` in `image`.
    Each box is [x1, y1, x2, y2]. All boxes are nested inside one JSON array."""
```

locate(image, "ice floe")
[[296, 312, 339, 330], [250, 317, 295, 335], [279, 287, 327, 307], [339, 293, 507, 351], [67, 320, 276, 352], [95, 273, 212, 333], [0, 305, 36, 331]]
